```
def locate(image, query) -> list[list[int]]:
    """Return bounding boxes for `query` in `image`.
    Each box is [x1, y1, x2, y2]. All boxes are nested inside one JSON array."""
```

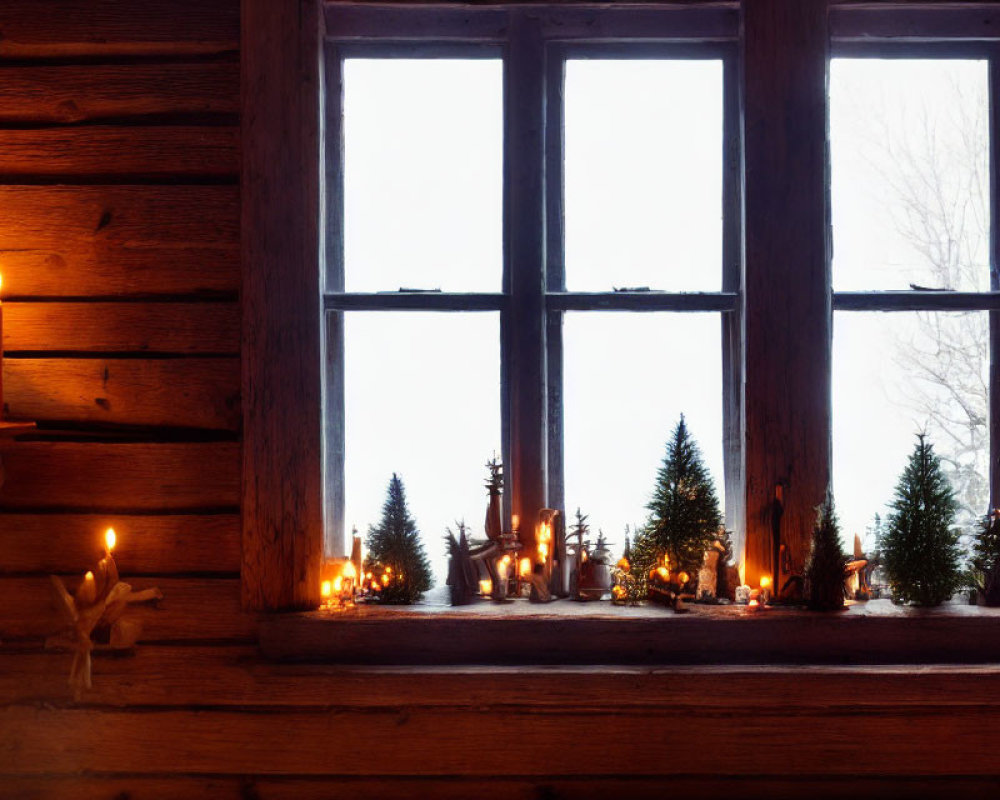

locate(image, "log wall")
[[1, 1, 997, 797]]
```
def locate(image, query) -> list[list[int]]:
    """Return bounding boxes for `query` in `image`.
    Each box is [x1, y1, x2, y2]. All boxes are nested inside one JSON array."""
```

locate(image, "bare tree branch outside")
[[831, 59, 990, 553]]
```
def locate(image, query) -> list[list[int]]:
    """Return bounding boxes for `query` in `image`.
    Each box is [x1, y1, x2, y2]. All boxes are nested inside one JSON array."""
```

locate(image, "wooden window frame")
[[320, 9, 743, 571], [243, 1, 1000, 627]]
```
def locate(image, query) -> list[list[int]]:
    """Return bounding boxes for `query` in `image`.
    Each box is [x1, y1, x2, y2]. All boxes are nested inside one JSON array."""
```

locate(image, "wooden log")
[[259, 604, 1000, 666], [4, 358, 240, 431], [0, 62, 239, 124], [0, 514, 239, 574], [2, 703, 999, 776], [0, 185, 238, 298], [6, 777, 1000, 800], [242, 0, 324, 610], [0, 127, 238, 180], [4, 646, 1000, 710], [0, 577, 252, 641], [0, 442, 239, 510], [0, 0, 239, 59], [3, 302, 239, 354], [742, 0, 830, 589]]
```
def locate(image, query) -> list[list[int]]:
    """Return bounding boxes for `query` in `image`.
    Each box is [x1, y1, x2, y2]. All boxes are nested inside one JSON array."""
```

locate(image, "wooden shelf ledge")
[[259, 598, 1000, 665]]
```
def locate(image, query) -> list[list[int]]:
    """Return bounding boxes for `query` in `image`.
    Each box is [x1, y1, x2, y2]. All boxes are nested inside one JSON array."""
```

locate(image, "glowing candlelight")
[[333, 576, 343, 592], [519, 557, 531, 578], [479, 579, 492, 596], [321, 580, 332, 600], [104, 527, 116, 554], [511, 514, 519, 532], [759, 574, 772, 604]]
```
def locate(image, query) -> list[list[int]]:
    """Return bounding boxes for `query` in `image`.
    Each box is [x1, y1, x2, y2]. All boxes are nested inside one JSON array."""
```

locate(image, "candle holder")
[[47, 528, 163, 698]]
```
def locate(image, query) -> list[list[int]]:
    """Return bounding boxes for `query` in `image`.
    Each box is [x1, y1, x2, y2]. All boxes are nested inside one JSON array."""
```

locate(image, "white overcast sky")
[[340, 56, 989, 580]]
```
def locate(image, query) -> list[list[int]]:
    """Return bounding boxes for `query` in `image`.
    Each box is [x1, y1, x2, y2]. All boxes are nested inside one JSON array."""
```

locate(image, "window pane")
[[833, 311, 989, 553], [563, 313, 725, 558], [344, 312, 501, 586], [564, 60, 723, 292], [830, 59, 989, 292], [343, 59, 502, 292]]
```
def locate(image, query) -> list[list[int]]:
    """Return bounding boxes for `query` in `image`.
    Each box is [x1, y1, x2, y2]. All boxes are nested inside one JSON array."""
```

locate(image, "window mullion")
[[721, 49, 745, 556], [504, 10, 548, 561], [545, 43, 566, 524], [742, 0, 831, 594]]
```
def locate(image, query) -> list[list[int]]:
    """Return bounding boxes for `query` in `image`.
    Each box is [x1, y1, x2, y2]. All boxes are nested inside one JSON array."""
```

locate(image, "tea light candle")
[[479, 579, 492, 596]]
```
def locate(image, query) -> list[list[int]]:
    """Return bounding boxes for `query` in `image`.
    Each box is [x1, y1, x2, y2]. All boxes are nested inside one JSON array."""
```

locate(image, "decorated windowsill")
[[259, 596, 1000, 665]]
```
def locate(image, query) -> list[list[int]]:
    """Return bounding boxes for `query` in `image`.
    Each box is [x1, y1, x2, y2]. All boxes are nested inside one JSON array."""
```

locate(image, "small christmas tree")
[[365, 473, 433, 604], [972, 510, 1000, 606], [640, 415, 722, 581], [805, 493, 848, 611], [880, 434, 961, 607]]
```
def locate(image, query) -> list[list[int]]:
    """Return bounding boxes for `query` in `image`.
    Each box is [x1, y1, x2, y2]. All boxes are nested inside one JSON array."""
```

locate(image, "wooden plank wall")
[[1, 1, 999, 796], [0, 0, 246, 650]]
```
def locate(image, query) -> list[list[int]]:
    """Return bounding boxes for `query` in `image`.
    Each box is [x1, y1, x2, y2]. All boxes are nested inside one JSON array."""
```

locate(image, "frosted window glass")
[[563, 313, 725, 558], [564, 60, 723, 292], [831, 59, 989, 292], [344, 59, 502, 292], [344, 312, 501, 584]]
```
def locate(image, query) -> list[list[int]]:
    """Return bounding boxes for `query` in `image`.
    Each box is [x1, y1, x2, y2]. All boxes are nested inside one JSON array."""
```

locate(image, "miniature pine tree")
[[642, 415, 722, 579], [972, 510, 1000, 605], [805, 493, 848, 611], [365, 473, 433, 604], [880, 434, 961, 607]]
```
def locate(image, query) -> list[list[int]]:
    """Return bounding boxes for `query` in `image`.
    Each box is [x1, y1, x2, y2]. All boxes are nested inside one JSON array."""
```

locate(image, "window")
[[243, 2, 1000, 617], [830, 52, 997, 554], [322, 9, 741, 571]]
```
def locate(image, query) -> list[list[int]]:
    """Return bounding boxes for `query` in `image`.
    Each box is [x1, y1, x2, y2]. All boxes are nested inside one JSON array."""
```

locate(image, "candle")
[[96, 527, 119, 597], [479, 579, 492, 596], [519, 557, 531, 577], [77, 571, 97, 607], [511, 514, 519, 533], [759, 574, 772, 605], [320, 580, 332, 606]]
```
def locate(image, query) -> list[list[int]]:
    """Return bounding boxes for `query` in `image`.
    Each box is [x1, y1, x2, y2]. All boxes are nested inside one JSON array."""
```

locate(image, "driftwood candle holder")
[[47, 531, 162, 698]]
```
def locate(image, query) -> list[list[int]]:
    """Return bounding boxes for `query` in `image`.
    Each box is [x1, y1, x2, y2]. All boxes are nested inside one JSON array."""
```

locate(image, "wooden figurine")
[[577, 530, 613, 600]]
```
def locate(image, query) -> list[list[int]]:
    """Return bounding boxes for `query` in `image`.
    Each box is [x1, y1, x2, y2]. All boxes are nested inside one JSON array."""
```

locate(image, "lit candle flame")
[[321, 580, 332, 599], [104, 527, 116, 553], [479, 579, 492, 596], [333, 576, 343, 592], [760, 575, 772, 590], [519, 558, 531, 577], [342, 561, 357, 580]]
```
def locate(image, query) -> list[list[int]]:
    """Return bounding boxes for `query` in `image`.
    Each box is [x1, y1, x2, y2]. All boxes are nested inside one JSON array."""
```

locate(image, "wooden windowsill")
[[259, 598, 1000, 665]]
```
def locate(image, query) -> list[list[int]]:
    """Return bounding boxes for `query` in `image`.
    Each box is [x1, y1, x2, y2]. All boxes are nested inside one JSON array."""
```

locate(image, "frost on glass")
[[562, 313, 725, 559], [830, 59, 989, 292], [343, 59, 502, 292], [344, 313, 501, 585], [564, 60, 723, 292], [833, 311, 989, 554]]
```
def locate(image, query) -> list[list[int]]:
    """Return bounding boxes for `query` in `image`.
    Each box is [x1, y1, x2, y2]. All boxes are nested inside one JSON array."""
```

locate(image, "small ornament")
[[47, 528, 163, 699], [528, 563, 551, 603]]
